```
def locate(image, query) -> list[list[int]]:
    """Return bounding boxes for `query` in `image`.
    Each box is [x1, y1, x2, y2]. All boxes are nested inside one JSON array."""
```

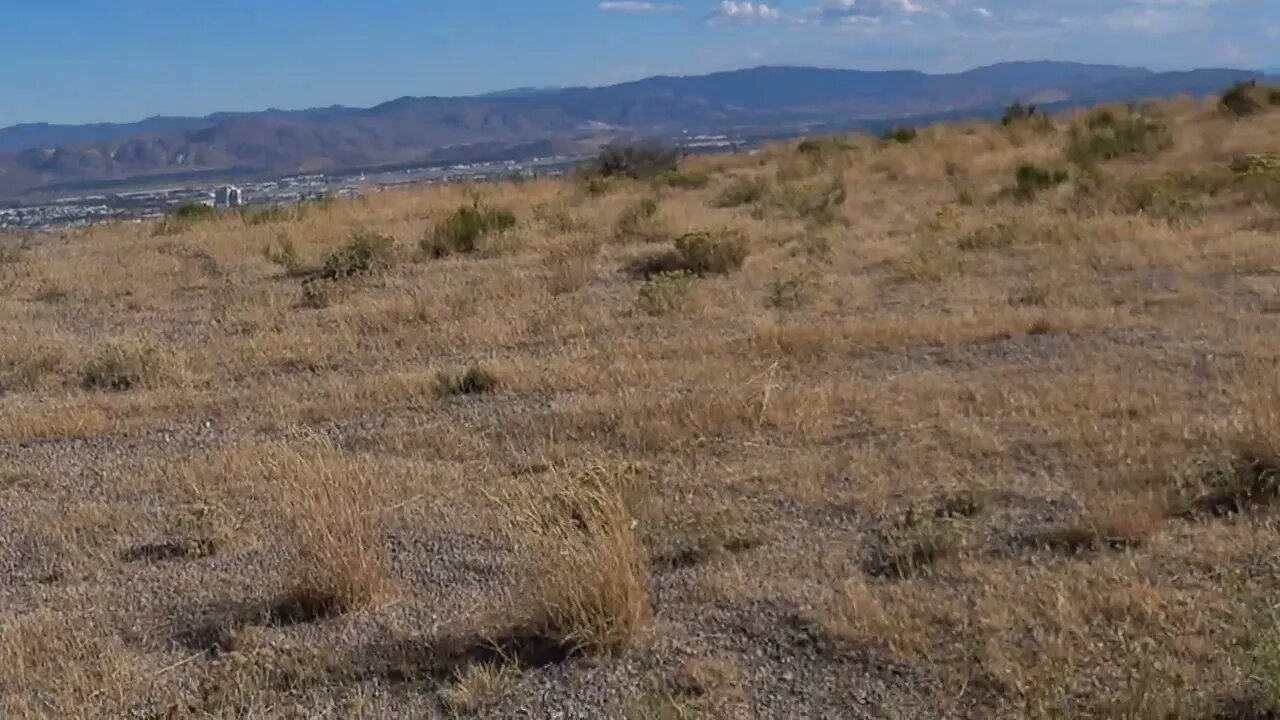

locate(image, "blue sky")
[[3, 0, 1277, 127]]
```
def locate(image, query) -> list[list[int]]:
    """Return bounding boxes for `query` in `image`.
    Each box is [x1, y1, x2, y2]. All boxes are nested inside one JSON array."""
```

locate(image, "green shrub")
[[320, 228, 396, 279], [154, 202, 217, 236], [798, 136, 852, 155], [592, 145, 681, 180], [1002, 102, 1054, 132], [772, 175, 847, 224], [656, 169, 711, 190], [170, 203, 217, 221], [1220, 80, 1268, 118], [580, 175, 617, 197], [881, 126, 918, 144], [1002, 102, 1036, 126], [712, 176, 769, 208], [1121, 168, 1236, 220], [674, 231, 748, 276], [636, 271, 695, 316], [1083, 108, 1120, 130], [1013, 163, 1069, 200], [423, 203, 517, 258], [1065, 114, 1172, 167]]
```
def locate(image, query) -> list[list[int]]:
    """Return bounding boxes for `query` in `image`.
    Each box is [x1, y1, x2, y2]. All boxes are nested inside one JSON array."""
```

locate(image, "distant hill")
[[0, 61, 1261, 198]]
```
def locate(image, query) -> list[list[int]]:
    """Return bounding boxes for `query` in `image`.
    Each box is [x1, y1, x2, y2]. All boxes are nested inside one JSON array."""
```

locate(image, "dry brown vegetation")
[[3, 90, 1280, 717]]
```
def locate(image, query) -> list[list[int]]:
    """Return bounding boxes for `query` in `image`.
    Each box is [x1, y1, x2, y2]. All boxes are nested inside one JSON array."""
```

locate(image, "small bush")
[[170, 203, 217, 222], [1219, 80, 1274, 118], [616, 197, 662, 240], [154, 202, 217, 236], [437, 365, 503, 397], [1065, 114, 1172, 167], [636, 271, 695, 316], [655, 169, 711, 190], [1002, 102, 1054, 132], [798, 136, 852, 156], [319, 228, 396, 279], [592, 145, 681, 180], [1013, 163, 1069, 200], [298, 278, 354, 309], [424, 203, 517, 258], [0, 342, 65, 394], [791, 234, 832, 263], [772, 175, 847, 224], [795, 136, 855, 170], [1084, 107, 1120, 130], [533, 205, 584, 234], [1121, 168, 1236, 221], [580, 175, 617, 197], [243, 205, 302, 226], [263, 238, 304, 276], [674, 231, 749, 276], [82, 338, 168, 392], [543, 237, 601, 296], [1231, 153, 1280, 174], [712, 176, 769, 208], [881, 126, 918, 144], [765, 274, 814, 310], [626, 230, 749, 279], [956, 223, 1024, 252], [864, 521, 959, 579], [1002, 102, 1038, 126]]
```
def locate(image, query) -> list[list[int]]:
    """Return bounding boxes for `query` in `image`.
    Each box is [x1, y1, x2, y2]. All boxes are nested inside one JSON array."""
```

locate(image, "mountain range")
[[0, 61, 1263, 199]]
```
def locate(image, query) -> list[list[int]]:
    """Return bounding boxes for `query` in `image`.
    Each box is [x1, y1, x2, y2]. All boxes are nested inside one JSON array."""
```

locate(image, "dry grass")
[[263, 440, 396, 620], [3, 93, 1280, 717], [439, 661, 519, 715], [501, 464, 653, 654]]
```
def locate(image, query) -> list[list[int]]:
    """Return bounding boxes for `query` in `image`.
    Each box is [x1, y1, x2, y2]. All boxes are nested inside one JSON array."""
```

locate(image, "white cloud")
[[804, 0, 931, 23], [701, 0, 1268, 66], [1103, 3, 1212, 35], [599, 1, 678, 12], [707, 1, 784, 22]]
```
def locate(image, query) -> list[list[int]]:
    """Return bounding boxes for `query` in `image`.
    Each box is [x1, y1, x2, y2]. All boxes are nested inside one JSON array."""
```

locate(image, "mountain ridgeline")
[[0, 61, 1261, 198]]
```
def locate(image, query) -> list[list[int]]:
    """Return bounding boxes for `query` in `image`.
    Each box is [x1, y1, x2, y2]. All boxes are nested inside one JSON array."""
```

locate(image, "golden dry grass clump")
[[261, 439, 397, 620], [501, 462, 653, 654], [2, 87, 1280, 717]]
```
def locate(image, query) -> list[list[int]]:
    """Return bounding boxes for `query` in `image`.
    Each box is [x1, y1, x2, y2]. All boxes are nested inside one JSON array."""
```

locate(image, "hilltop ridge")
[[0, 61, 1260, 198]]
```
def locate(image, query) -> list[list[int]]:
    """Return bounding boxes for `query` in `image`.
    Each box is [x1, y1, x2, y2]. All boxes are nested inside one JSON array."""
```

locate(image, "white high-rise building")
[[215, 186, 244, 207]]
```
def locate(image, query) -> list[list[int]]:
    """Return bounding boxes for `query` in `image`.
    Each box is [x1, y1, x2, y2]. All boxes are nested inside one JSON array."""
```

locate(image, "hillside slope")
[[2, 90, 1280, 717]]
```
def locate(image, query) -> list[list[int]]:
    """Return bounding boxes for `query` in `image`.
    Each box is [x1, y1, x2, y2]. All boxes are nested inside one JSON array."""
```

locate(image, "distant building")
[[214, 186, 244, 208]]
